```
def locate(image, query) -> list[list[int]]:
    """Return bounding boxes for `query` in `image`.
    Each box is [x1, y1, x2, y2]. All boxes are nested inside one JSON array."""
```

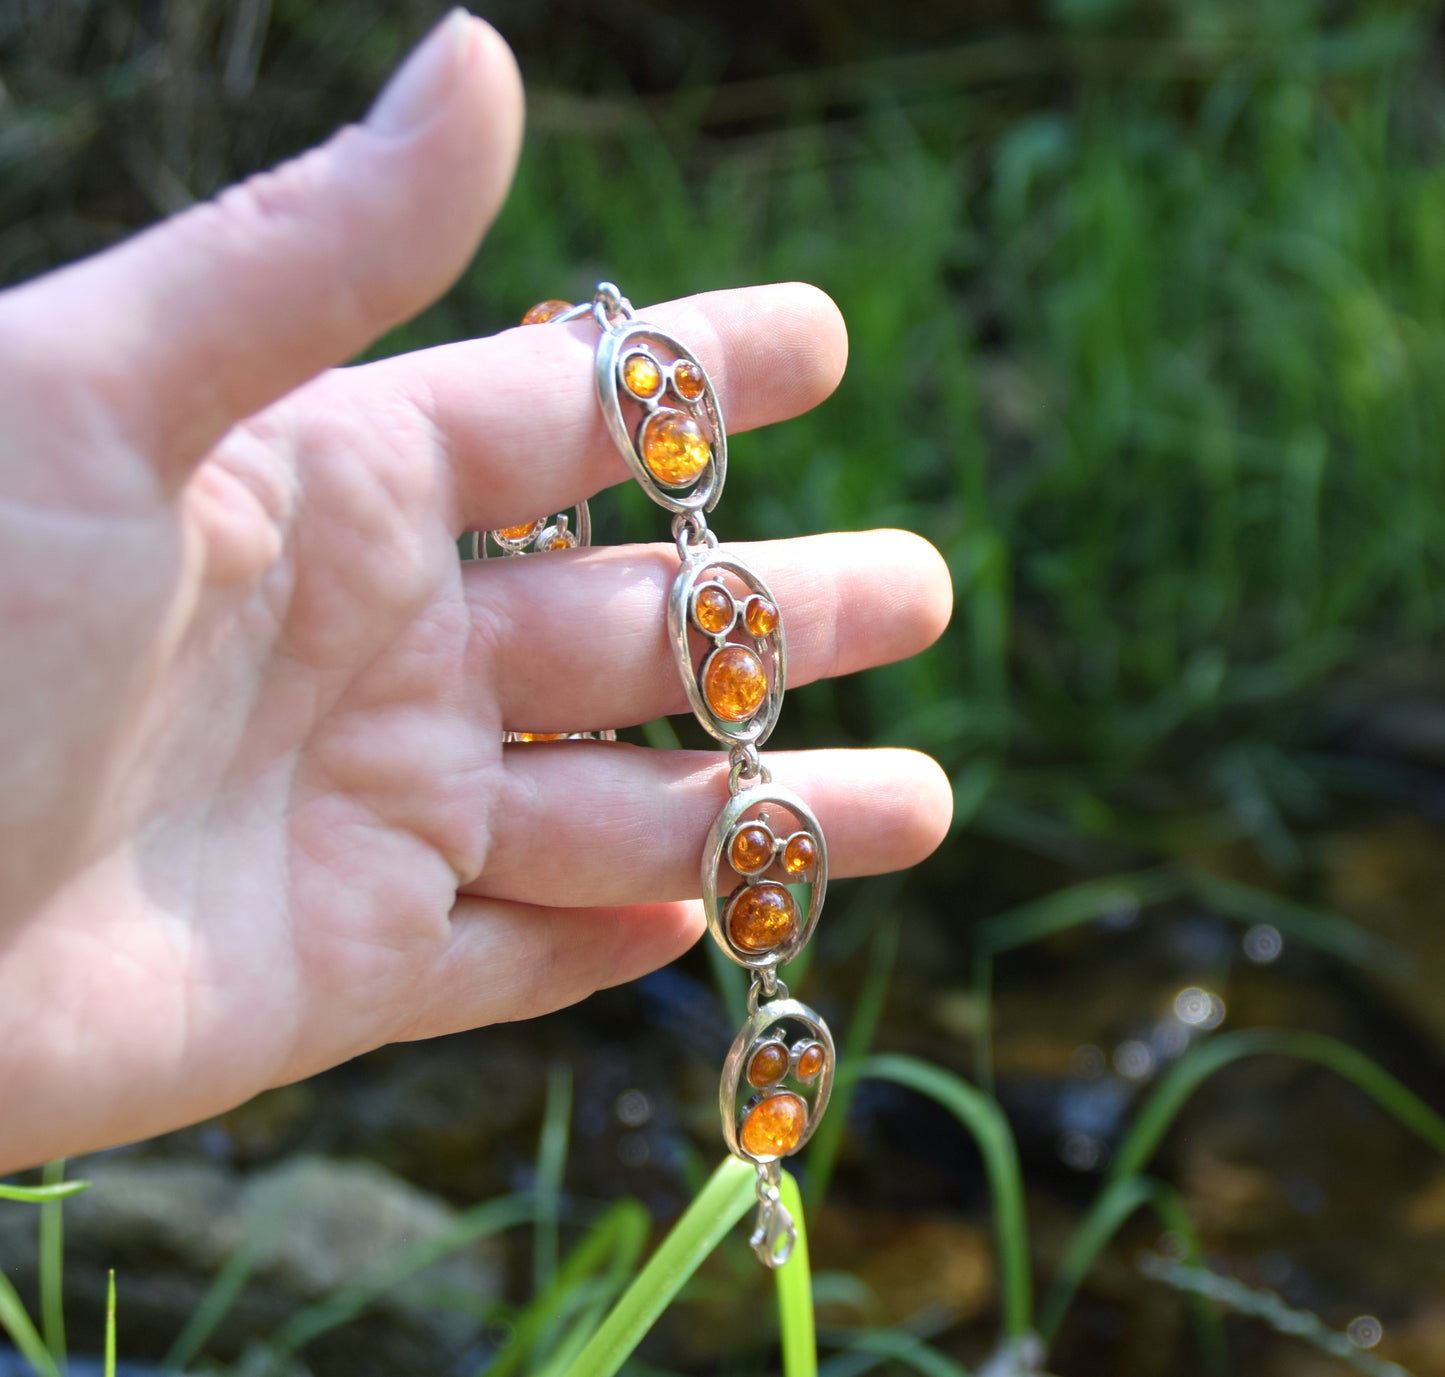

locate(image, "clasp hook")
[[749, 1163, 796, 1268]]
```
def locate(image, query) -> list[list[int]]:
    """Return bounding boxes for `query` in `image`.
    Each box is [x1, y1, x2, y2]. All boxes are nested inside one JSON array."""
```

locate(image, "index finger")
[[326, 282, 849, 535]]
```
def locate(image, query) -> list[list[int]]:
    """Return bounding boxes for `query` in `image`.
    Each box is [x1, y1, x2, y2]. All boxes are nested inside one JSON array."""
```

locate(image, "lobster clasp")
[[749, 1163, 797, 1268]]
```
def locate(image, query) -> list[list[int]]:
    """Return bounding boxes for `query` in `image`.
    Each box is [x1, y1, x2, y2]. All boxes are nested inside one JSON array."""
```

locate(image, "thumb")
[[0, 9, 522, 488]]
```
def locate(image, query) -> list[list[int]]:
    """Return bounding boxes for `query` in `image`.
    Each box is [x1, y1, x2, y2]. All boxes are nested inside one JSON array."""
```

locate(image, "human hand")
[[0, 11, 953, 1172]]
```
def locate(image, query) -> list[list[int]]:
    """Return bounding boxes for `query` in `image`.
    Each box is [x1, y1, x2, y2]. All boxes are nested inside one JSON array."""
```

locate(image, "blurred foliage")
[[7, 0, 1445, 880]]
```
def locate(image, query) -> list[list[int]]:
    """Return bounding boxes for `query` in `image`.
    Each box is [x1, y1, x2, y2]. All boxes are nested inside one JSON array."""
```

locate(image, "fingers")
[[464, 745, 954, 909], [0, 11, 523, 489], [395, 898, 706, 1039], [338, 281, 848, 534], [467, 530, 953, 733]]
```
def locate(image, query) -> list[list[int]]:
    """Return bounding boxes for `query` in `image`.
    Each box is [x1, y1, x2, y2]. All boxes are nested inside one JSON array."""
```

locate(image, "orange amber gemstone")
[[521, 300, 572, 325], [730, 823, 775, 875], [642, 411, 711, 487], [622, 352, 663, 398], [747, 1041, 789, 1088], [703, 645, 767, 722], [515, 732, 566, 742], [740, 1092, 807, 1158], [783, 833, 817, 875], [674, 360, 706, 400], [727, 881, 798, 953], [544, 531, 577, 551], [694, 585, 735, 635], [496, 520, 541, 542], [795, 1044, 826, 1081], [744, 595, 779, 637]]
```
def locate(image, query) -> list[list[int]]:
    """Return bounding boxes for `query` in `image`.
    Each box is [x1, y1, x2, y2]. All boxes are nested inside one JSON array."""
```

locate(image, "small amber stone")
[[521, 300, 572, 325], [783, 833, 817, 875], [727, 881, 798, 953], [515, 732, 566, 742], [623, 352, 663, 398], [740, 1092, 807, 1158], [747, 1042, 790, 1088], [703, 645, 767, 722], [544, 532, 578, 551], [642, 411, 711, 487], [674, 360, 706, 400], [744, 595, 779, 638], [496, 520, 541, 542], [795, 1044, 826, 1081], [694, 585, 735, 635], [730, 823, 775, 875]]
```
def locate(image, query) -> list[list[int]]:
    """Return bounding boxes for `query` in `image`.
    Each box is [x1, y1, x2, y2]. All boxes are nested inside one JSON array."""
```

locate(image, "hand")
[[0, 11, 952, 1172]]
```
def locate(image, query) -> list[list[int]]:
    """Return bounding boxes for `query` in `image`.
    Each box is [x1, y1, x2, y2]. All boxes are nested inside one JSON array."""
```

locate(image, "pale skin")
[[0, 11, 953, 1174]]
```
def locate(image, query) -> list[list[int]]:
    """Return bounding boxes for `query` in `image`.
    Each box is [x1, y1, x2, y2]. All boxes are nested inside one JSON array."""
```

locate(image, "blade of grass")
[[845, 1055, 1032, 1341], [39, 1159, 65, 1374], [1037, 1175, 1223, 1362], [535, 1062, 574, 1296], [565, 1156, 756, 1377], [776, 1171, 816, 1377], [103, 1272, 116, 1377], [0, 1184, 88, 1204], [486, 1198, 648, 1377], [0, 1270, 58, 1377], [1107, 1029, 1445, 1186], [266, 1193, 536, 1361], [804, 908, 901, 1213], [972, 870, 1183, 956]]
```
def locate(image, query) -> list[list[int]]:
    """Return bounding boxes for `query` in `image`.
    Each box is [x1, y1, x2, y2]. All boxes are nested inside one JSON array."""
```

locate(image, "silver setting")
[[668, 551, 786, 748], [721, 996, 835, 1164], [594, 319, 726, 515], [481, 504, 591, 558], [702, 783, 826, 970]]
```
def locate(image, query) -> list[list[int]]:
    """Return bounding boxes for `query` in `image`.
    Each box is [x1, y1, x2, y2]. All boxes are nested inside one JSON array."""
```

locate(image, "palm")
[[0, 13, 951, 1172]]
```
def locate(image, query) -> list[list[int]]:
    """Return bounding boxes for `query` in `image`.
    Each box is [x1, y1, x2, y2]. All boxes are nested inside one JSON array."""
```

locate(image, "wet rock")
[[0, 1155, 502, 1377]]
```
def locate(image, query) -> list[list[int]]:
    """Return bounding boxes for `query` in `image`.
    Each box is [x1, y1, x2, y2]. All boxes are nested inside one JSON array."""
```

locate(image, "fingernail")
[[366, 8, 472, 137]]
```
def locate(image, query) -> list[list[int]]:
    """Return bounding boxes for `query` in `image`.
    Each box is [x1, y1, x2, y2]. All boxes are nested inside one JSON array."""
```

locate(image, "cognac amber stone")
[[623, 352, 663, 398], [727, 881, 798, 953], [694, 585, 735, 635], [747, 1041, 789, 1088], [515, 732, 566, 742], [795, 1044, 826, 1081], [703, 645, 767, 722], [740, 1092, 807, 1158], [544, 531, 578, 550], [642, 411, 711, 487], [744, 595, 779, 638], [521, 300, 572, 325], [674, 360, 706, 400], [783, 833, 817, 875], [729, 823, 775, 875], [496, 520, 541, 542]]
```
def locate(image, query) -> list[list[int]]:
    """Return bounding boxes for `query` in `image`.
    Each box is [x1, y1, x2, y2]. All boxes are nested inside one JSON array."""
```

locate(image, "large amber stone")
[[703, 645, 767, 722], [642, 411, 711, 487], [795, 1043, 826, 1081], [674, 360, 706, 400], [783, 833, 817, 875], [740, 1092, 807, 1158], [623, 352, 663, 398], [729, 823, 775, 875], [747, 1041, 789, 1088], [727, 881, 798, 953], [744, 595, 779, 638], [521, 300, 572, 325], [694, 585, 735, 635]]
